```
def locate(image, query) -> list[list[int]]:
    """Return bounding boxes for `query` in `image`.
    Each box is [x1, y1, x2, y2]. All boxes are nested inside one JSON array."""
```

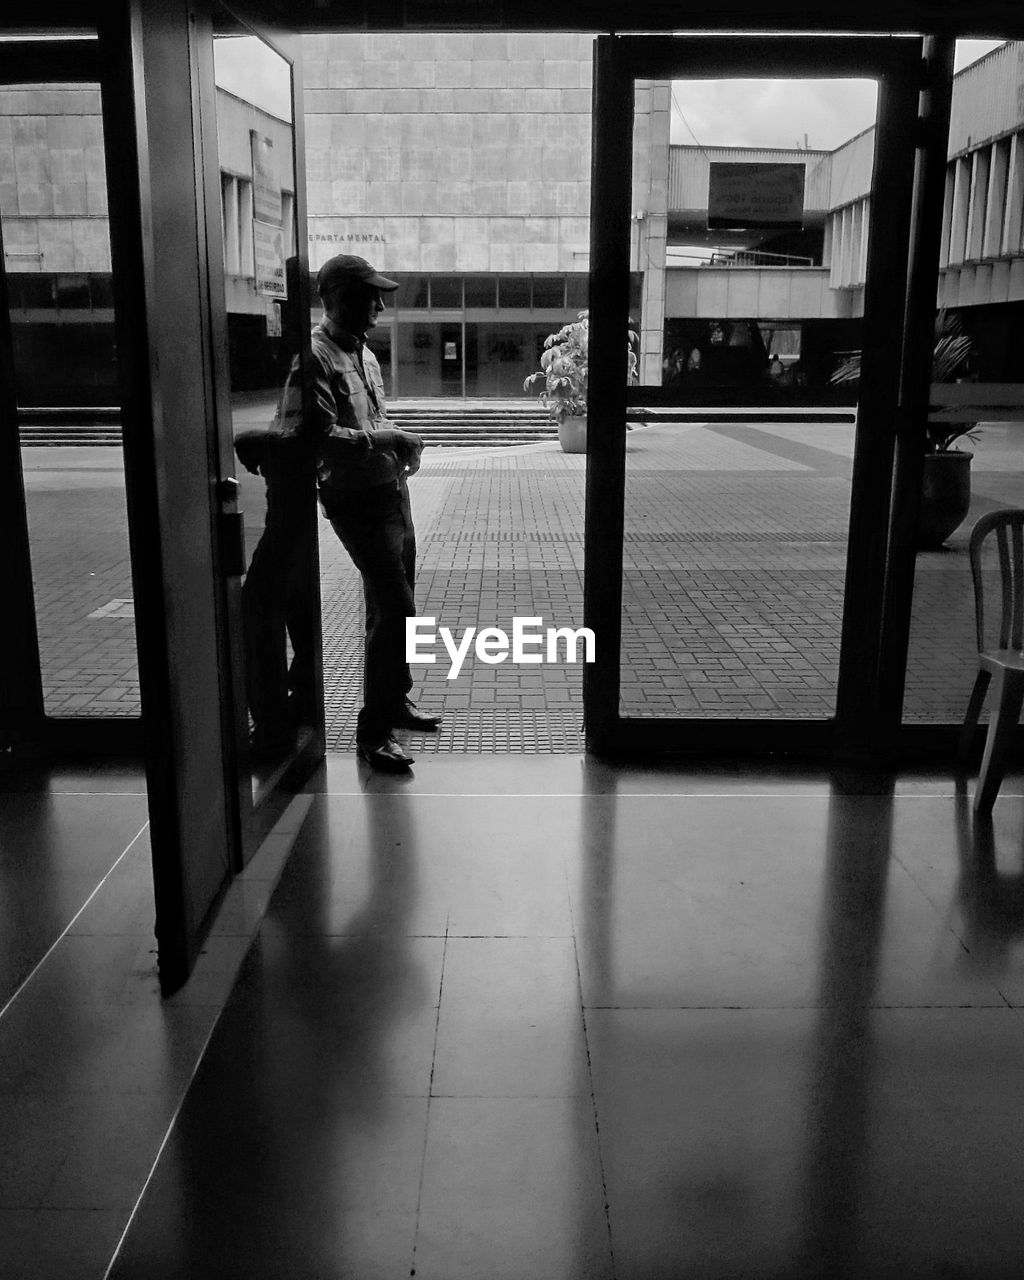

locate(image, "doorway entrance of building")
[[0, 17, 974, 988], [585, 34, 944, 756]]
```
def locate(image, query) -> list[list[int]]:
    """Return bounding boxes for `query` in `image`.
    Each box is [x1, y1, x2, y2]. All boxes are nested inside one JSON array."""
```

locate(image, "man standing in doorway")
[[312, 253, 442, 771]]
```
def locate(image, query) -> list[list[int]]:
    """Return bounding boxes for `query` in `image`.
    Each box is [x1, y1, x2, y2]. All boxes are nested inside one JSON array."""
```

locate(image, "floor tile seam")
[[0, 821, 151, 1027], [571, 919, 619, 1280], [424, 1091, 595, 1100], [277, 932, 579, 941], [889, 849, 1017, 1011], [583, 1001, 1018, 1010], [314, 787, 1021, 799], [412, 918, 452, 1278], [92, 801, 319, 1274], [99, 998, 236, 1280], [311, 789, 846, 799], [0, 790, 149, 798], [0, 1085, 214, 1098]]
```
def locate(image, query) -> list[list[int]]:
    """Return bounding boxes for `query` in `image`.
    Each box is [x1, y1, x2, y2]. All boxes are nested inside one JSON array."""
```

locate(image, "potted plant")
[[830, 310, 977, 548], [523, 311, 639, 454]]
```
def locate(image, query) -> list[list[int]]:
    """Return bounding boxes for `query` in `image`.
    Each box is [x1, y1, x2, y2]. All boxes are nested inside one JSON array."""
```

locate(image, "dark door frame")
[[0, 35, 144, 755], [584, 33, 951, 759]]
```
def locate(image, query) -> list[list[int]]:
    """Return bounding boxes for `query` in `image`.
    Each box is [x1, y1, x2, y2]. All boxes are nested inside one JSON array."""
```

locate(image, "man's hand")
[[375, 427, 424, 471], [403, 432, 424, 475], [234, 428, 267, 476]]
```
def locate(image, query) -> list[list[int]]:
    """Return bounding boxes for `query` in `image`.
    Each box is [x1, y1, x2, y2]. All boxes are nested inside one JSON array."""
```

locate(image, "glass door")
[[0, 34, 141, 750], [585, 35, 927, 754], [198, 4, 324, 855]]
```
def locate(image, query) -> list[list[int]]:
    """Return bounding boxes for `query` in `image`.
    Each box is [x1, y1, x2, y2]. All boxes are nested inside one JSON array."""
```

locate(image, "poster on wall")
[[707, 162, 805, 230], [250, 131, 282, 225], [254, 220, 287, 299]]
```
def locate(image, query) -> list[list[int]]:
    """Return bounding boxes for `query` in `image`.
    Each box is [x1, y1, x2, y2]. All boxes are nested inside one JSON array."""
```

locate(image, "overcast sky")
[[669, 39, 1005, 150], [214, 36, 292, 121]]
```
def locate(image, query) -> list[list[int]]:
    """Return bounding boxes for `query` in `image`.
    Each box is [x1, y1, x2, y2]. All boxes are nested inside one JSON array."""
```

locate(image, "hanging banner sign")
[[253, 220, 287, 299], [707, 162, 805, 231], [251, 131, 282, 225]]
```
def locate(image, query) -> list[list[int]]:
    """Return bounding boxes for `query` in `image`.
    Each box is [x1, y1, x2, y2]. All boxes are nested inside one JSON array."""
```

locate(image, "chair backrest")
[[968, 508, 1024, 653]]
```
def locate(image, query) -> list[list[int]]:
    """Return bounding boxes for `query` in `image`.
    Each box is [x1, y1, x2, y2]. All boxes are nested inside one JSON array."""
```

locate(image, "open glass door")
[[198, 2, 325, 857], [585, 35, 926, 755]]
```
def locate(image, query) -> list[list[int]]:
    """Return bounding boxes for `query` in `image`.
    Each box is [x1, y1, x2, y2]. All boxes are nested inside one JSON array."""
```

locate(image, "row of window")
[[220, 172, 296, 278], [6, 273, 114, 313], [388, 272, 589, 311], [382, 272, 644, 313], [941, 130, 1024, 268], [4, 268, 645, 319]]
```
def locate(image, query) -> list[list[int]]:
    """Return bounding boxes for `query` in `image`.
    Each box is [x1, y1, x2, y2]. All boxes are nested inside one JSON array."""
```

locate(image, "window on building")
[[238, 178, 255, 278], [498, 276, 530, 308], [281, 190, 295, 255], [630, 272, 644, 314], [7, 275, 54, 311], [430, 276, 462, 308], [464, 276, 497, 308], [220, 172, 256, 278], [532, 276, 565, 309], [396, 275, 429, 308], [566, 274, 589, 309], [54, 276, 91, 311], [88, 274, 114, 311], [221, 173, 240, 275]]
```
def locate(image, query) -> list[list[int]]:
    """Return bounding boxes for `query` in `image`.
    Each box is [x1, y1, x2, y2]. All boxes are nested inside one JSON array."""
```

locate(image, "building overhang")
[[668, 211, 827, 249]]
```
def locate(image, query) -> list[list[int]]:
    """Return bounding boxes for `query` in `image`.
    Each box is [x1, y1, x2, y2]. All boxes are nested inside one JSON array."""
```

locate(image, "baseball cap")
[[316, 253, 399, 298]]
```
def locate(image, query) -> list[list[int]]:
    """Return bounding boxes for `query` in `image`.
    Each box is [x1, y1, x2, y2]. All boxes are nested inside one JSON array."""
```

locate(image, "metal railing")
[[706, 249, 816, 268]]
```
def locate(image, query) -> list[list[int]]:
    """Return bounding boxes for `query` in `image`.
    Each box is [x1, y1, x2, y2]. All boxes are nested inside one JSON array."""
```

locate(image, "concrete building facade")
[[660, 41, 1024, 392], [3, 37, 1024, 404], [301, 31, 665, 395]]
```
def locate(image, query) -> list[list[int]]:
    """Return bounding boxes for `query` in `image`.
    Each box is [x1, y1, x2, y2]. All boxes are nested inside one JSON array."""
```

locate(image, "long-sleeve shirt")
[[302, 317, 402, 491]]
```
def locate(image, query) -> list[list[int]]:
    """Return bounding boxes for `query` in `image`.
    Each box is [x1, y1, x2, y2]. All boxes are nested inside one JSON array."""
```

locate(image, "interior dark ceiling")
[[2, 1, 1022, 39]]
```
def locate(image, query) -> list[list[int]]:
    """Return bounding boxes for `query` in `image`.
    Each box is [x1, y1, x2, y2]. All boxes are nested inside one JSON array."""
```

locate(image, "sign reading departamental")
[[707, 162, 805, 231], [253, 221, 287, 300]]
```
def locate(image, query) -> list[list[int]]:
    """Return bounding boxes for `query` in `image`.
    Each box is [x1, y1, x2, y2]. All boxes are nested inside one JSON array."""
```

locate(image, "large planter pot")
[[918, 450, 973, 549], [557, 414, 587, 454]]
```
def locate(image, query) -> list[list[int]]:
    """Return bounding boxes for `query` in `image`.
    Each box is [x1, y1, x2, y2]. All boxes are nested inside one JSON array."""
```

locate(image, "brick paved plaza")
[[19, 415, 1024, 750]]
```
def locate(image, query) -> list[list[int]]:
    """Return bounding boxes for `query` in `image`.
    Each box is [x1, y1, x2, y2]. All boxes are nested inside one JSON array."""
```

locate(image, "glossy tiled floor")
[[8, 755, 1024, 1278], [102, 755, 1024, 1280]]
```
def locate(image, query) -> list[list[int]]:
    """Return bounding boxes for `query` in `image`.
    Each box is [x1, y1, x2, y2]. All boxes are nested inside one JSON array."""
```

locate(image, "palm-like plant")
[[524, 311, 638, 423], [829, 309, 978, 451]]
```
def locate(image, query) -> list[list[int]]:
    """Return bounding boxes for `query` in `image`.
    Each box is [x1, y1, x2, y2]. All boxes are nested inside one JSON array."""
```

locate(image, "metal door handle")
[[217, 475, 240, 505]]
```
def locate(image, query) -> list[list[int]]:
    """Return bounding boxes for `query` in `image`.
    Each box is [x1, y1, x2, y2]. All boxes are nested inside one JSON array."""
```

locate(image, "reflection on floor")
[[6, 754, 1024, 1278]]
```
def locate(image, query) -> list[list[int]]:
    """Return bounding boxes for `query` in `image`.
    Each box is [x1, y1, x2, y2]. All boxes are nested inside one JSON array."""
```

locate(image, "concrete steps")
[[387, 403, 556, 447], [18, 408, 121, 446], [19, 402, 558, 448]]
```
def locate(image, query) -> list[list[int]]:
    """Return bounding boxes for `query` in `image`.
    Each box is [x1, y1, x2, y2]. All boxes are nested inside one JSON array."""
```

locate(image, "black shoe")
[[357, 736, 415, 772], [394, 699, 443, 731]]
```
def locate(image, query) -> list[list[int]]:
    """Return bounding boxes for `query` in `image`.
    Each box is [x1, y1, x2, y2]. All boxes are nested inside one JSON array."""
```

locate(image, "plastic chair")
[[959, 508, 1024, 812]]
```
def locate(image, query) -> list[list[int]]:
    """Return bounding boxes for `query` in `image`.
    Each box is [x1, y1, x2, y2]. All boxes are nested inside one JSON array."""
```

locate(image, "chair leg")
[[974, 671, 1024, 813], [957, 669, 992, 767]]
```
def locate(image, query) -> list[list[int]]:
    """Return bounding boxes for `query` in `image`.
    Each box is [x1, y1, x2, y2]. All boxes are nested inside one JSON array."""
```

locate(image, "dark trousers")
[[243, 468, 318, 741], [323, 479, 416, 747]]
